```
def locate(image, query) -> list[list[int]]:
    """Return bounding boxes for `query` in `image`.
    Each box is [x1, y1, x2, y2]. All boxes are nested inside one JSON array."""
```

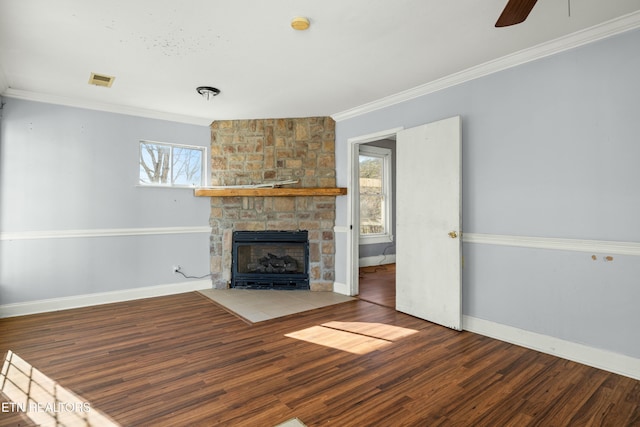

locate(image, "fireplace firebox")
[[231, 230, 310, 289]]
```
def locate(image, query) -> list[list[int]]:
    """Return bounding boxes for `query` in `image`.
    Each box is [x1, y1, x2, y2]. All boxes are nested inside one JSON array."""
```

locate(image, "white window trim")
[[138, 140, 208, 188], [358, 144, 393, 245]]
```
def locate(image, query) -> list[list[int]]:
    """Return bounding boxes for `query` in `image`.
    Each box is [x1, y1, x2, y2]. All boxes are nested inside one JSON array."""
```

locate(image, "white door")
[[395, 116, 462, 330]]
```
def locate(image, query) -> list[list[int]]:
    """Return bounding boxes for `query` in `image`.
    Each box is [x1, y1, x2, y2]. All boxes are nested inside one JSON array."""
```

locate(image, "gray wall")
[[335, 28, 640, 359], [0, 99, 212, 305]]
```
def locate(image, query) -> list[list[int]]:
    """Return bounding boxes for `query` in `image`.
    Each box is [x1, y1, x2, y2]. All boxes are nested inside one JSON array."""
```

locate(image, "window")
[[139, 141, 207, 187], [359, 144, 393, 244]]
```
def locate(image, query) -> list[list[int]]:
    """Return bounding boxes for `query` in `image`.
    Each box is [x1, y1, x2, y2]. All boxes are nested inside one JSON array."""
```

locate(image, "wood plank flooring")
[[358, 263, 396, 308], [1, 292, 639, 426]]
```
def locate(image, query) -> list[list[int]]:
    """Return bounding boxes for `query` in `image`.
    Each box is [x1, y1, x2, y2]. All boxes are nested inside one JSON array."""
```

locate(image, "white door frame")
[[346, 127, 403, 296]]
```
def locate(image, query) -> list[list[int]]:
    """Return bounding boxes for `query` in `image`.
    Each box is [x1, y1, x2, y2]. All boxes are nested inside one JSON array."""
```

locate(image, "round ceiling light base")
[[196, 86, 221, 100]]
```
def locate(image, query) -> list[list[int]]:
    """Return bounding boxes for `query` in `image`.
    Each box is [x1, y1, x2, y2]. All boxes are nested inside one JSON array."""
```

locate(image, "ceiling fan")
[[495, 0, 539, 27]]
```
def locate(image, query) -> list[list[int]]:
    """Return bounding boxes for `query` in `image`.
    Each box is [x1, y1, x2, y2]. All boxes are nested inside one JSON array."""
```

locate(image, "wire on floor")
[[359, 242, 395, 277]]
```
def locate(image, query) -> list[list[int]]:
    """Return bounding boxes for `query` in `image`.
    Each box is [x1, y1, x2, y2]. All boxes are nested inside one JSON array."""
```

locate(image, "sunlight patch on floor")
[[285, 322, 419, 354], [1, 350, 120, 427], [322, 321, 419, 341]]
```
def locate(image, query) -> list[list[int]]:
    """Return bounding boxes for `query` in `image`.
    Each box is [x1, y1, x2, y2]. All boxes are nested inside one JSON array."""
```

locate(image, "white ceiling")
[[1, 0, 640, 125]]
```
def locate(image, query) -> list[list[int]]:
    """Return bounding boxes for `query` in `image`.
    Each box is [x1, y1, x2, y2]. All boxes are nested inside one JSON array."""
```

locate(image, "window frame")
[[358, 144, 393, 245], [138, 140, 208, 188]]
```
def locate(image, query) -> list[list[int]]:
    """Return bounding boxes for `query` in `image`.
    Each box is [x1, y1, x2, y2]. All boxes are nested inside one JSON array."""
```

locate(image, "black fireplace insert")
[[231, 230, 310, 289]]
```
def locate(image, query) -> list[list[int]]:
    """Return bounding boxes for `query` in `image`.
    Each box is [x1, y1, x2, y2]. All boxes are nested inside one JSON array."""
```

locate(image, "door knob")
[[448, 231, 458, 239]]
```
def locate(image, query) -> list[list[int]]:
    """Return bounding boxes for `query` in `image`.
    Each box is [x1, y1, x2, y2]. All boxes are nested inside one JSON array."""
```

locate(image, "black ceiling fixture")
[[495, 0, 539, 27], [196, 86, 221, 100]]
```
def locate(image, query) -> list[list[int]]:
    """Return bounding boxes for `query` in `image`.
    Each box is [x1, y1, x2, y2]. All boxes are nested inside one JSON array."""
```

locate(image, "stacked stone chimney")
[[208, 117, 337, 291]]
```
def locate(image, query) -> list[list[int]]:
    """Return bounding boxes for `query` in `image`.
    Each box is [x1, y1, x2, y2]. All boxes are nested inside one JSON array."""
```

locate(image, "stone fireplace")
[[208, 117, 338, 291], [231, 230, 310, 289]]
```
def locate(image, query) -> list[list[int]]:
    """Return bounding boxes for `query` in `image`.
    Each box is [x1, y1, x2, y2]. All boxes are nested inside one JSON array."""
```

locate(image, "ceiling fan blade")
[[495, 0, 539, 27]]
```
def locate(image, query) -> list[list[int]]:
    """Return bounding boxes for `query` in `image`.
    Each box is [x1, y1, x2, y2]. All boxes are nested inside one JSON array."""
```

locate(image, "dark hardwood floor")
[[1, 290, 639, 426], [358, 263, 396, 308]]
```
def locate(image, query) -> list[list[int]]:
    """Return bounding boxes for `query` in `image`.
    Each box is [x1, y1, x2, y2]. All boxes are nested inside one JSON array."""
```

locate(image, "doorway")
[[357, 138, 397, 308], [347, 127, 402, 300], [347, 117, 462, 330]]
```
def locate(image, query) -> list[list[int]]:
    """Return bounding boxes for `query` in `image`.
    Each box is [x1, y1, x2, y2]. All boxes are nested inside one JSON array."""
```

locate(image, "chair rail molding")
[[0, 226, 212, 241], [462, 233, 640, 257]]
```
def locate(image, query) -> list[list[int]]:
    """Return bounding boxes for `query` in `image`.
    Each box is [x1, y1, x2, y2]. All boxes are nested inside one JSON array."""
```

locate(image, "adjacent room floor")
[[358, 263, 396, 308]]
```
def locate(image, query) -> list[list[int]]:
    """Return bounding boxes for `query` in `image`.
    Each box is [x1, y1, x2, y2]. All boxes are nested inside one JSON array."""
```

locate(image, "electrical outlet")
[[173, 265, 181, 273]]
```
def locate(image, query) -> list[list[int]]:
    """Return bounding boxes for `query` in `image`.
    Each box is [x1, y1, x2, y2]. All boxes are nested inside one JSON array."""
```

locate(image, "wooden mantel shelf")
[[194, 187, 347, 197]]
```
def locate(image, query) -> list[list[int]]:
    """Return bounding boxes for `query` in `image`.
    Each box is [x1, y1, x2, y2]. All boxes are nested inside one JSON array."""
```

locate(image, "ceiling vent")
[[88, 72, 115, 88]]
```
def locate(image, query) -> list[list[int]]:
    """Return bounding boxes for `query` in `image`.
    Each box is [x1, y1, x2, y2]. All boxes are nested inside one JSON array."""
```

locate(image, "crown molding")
[[3, 10, 639, 126], [332, 10, 640, 122], [1, 88, 213, 126]]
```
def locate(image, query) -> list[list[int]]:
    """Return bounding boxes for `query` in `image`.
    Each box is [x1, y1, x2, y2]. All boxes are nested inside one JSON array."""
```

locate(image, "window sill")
[[360, 234, 394, 245]]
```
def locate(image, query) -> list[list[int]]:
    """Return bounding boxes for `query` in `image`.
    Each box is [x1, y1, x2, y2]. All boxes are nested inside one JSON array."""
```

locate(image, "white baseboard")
[[463, 315, 640, 381], [359, 254, 396, 267], [0, 280, 211, 318], [332, 281, 350, 296]]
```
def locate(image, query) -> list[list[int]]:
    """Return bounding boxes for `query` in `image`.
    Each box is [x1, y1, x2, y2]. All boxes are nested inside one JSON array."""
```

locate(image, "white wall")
[[0, 99, 212, 309], [334, 28, 640, 366]]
